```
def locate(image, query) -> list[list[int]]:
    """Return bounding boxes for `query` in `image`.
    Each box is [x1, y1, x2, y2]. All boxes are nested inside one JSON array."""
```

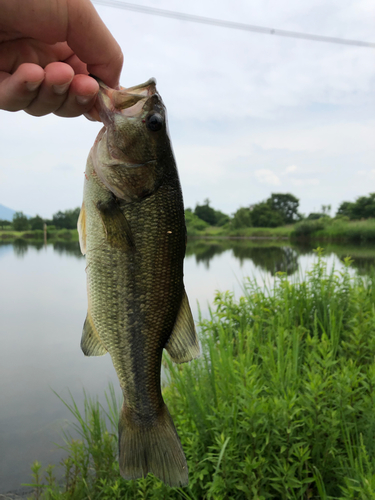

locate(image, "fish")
[[77, 78, 200, 487]]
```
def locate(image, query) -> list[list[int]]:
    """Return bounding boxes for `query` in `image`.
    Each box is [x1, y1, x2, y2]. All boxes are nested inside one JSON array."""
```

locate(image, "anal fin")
[[81, 313, 107, 356], [165, 289, 200, 363]]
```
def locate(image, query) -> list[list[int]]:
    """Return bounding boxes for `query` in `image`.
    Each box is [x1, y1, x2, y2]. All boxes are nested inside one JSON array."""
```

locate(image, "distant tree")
[[336, 201, 354, 218], [0, 219, 11, 229], [29, 215, 44, 230], [306, 213, 326, 220], [336, 194, 375, 220], [321, 204, 332, 216], [194, 199, 229, 227], [269, 193, 300, 224], [12, 211, 29, 231], [194, 199, 217, 226], [351, 193, 375, 219], [215, 211, 230, 227], [231, 207, 252, 229], [52, 207, 80, 229], [250, 202, 284, 228]]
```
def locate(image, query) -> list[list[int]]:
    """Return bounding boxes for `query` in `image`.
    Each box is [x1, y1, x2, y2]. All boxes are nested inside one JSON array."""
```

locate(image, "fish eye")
[[146, 113, 163, 132]]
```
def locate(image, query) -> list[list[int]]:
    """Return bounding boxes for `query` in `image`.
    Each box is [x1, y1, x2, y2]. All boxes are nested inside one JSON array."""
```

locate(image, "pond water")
[[1, 238, 375, 493]]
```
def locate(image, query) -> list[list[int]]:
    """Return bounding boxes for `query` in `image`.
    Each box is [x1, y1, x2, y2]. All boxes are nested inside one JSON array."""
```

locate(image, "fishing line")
[[92, 0, 375, 48]]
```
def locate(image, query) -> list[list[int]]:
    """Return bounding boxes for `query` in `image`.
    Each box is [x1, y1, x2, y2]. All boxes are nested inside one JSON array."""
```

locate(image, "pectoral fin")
[[81, 313, 107, 356], [165, 290, 200, 363], [77, 202, 87, 255], [96, 200, 135, 250]]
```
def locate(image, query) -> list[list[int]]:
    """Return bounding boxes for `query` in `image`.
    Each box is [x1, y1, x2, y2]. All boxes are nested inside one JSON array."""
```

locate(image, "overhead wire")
[[92, 0, 375, 49]]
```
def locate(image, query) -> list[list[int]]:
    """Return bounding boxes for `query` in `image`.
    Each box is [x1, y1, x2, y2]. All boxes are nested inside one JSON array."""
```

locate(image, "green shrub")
[[231, 207, 252, 229], [185, 210, 209, 234], [345, 219, 375, 242], [27, 254, 375, 499], [21, 230, 44, 239], [292, 218, 327, 237], [56, 230, 73, 240]]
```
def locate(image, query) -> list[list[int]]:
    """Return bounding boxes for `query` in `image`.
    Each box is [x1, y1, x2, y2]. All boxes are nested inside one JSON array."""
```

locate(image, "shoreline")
[[3, 221, 375, 244]]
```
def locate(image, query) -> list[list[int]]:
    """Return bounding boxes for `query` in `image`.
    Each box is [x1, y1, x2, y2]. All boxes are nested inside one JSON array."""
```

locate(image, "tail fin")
[[118, 403, 188, 487]]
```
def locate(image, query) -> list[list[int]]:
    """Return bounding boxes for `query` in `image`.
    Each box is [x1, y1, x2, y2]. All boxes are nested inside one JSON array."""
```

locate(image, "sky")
[[0, 0, 374, 219]]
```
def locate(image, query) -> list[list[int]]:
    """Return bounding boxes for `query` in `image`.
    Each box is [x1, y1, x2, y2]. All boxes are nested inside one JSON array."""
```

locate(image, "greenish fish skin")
[[78, 79, 200, 487]]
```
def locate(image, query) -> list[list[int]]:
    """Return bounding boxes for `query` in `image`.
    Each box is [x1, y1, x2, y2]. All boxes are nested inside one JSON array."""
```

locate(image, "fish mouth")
[[93, 77, 157, 124]]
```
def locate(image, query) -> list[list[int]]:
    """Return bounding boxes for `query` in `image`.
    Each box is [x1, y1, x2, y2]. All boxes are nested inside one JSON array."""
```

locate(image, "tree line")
[[187, 193, 302, 230], [187, 192, 375, 229], [0, 208, 80, 231], [2, 192, 375, 232]]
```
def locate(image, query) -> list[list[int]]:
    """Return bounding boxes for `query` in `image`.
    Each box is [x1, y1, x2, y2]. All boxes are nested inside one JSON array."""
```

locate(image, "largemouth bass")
[[77, 78, 200, 487]]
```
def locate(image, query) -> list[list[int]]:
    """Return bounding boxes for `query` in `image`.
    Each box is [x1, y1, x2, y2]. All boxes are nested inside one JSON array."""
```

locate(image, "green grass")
[[187, 224, 293, 239], [292, 218, 375, 243], [25, 251, 375, 499]]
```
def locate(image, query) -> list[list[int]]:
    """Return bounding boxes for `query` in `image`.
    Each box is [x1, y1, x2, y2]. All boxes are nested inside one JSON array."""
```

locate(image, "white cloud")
[[284, 165, 298, 174], [254, 169, 281, 186]]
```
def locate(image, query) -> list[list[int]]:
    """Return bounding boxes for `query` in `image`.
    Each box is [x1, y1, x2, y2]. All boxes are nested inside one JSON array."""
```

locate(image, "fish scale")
[[78, 78, 200, 487]]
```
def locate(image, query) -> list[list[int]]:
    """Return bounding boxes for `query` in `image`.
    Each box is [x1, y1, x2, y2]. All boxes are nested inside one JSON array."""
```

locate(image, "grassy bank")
[[0, 229, 79, 242], [187, 218, 375, 243], [292, 218, 375, 243], [187, 224, 293, 239], [24, 254, 375, 499]]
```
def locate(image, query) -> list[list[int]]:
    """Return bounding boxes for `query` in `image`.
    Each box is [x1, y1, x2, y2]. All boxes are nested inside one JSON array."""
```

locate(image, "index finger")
[[66, 0, 123, 88], [3, 0, 123, 88]]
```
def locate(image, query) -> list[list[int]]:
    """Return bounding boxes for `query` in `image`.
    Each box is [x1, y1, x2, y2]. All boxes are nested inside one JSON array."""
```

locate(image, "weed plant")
[[25, 252, 375, 499], [293, 218, 375, 243]]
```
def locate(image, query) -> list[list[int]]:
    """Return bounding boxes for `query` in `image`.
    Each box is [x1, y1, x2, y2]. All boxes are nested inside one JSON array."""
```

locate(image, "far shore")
[[2, 217, 375, 244]]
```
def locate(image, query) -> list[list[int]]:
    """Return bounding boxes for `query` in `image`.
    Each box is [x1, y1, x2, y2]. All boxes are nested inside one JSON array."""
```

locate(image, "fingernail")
[[76, 94, 96, 105], [26, 80, 43, 92], [53, 82, 71, 95]]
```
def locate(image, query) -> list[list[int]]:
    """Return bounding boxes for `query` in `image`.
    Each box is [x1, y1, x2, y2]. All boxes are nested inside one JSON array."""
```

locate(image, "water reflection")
[[233, 245, 299, 275], [185, 240, 227, 268], [4, 238, 375, 276], [1, 240, 83, 259], [12, 238, 30, 258], [322, 244, 375, 276], [185, 238, 375, 276], [186, 239, 304, 275], [53, 241, 83, 258]]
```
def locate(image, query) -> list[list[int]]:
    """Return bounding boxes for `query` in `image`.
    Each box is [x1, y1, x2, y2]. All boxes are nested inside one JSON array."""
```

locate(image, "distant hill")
[[0, 204, 17, 221]]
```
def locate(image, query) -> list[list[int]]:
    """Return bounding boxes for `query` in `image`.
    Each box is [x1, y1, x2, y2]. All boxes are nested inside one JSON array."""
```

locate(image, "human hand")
[[0, 0, 123, 120]]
